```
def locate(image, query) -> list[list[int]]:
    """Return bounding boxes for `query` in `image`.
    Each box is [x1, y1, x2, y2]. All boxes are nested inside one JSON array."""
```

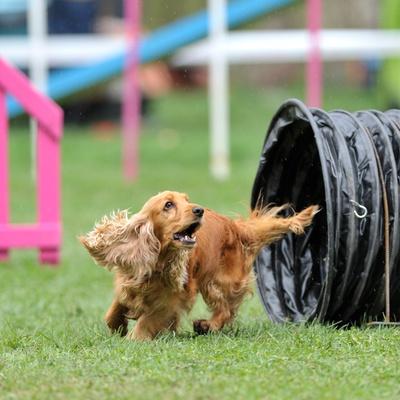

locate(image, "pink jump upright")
[[0, 57, 63, 265], [306, 0, 322, 108], [122, 0, 141, 181]]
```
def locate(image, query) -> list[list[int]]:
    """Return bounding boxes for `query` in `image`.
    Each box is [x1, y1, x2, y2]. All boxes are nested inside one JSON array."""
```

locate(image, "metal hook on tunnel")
[[350, 200, 368, 219]]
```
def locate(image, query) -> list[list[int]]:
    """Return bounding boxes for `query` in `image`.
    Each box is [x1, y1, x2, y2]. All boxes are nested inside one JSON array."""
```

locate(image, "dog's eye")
[[164, 201, 174, 210]]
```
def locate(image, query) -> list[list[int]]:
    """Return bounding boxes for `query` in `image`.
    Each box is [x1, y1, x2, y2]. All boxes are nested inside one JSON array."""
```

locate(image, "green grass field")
[[1, 85, 399, 400]]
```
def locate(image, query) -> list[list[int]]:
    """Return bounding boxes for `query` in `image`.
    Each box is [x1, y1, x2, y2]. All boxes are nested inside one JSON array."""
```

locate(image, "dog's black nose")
[[192, 206, 204, 218]]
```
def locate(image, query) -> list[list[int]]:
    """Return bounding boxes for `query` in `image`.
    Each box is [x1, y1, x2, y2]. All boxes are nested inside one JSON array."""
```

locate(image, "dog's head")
[[139, 191, 204, 251], [79, 191, 204, 278]]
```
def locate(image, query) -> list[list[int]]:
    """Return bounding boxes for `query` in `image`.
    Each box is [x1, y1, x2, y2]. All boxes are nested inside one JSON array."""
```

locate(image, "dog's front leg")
[[128, 311, 182, 340], [105, 298, 129, 336], [128, 314, 165, 341]]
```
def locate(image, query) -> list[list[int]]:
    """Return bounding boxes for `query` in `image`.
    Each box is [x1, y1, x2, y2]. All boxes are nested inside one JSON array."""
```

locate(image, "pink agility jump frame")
[[0, 57, 63, 264]]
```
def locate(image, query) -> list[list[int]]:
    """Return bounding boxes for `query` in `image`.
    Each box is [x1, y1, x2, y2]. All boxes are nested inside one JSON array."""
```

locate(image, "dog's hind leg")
[[194, 282, 237, 335], [105, 298, 129, 336]]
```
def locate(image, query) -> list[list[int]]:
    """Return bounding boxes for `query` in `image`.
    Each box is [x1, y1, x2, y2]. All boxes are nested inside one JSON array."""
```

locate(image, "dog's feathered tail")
[[234, 204, 320, 256]]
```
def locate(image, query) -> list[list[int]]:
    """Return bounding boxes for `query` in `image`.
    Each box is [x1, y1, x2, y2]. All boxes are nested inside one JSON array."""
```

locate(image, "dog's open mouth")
[[173, 222, 201, 246]]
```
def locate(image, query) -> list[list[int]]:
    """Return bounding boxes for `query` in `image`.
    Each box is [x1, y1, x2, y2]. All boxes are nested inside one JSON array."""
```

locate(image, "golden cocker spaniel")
[[79, 191, 319, 340]]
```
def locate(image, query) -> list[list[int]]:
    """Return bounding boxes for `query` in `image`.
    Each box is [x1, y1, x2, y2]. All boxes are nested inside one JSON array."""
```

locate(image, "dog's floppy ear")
[[79, 210, 160, 280]]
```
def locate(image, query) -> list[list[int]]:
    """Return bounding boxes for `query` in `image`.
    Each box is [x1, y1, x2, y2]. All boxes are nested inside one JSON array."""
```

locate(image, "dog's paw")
[[193, 319, 210, 335]]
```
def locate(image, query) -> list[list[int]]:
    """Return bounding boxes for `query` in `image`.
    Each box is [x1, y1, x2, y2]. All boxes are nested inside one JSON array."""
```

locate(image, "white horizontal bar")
[[2, 30, 400, 69], [172, 30, 400, 65], [0, 34, 127, 67]]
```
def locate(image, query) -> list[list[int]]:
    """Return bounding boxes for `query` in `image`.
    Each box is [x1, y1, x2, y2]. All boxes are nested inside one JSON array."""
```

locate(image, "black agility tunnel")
[[251, 98, 400, 325]]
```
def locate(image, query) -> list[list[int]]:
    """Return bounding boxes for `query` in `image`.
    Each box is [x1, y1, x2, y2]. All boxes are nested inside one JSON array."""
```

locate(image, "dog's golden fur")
[[79, 191, 319, 340]]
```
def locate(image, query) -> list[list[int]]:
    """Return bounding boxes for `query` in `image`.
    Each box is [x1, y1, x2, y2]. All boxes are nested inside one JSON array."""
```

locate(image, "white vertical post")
[[27, 0, 48, 92], [27, 0, 48, 180], [208, 0, 230, 180]]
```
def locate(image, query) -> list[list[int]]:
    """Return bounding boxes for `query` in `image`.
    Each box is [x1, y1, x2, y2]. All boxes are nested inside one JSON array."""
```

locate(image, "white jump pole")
[[27, 0, 48, 179], [208, 0, 230, 180], [28, 0, 48, 92]]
